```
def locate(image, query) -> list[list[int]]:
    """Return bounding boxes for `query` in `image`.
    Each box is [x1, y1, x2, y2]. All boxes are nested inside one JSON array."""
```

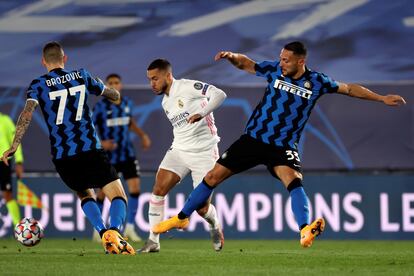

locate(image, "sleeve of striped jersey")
[[320, 73, 339, 94], [26, 80, 39, 102], [80, 68, 105, 96], [255, 61, 278, 78]]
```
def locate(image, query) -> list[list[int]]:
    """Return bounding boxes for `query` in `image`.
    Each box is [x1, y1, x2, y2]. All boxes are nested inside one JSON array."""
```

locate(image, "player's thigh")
[[217, 134, 263, 176], [266, 147, 303, 187], [53, 150, 119, 192], [155, 148, 190, 195], [188, 145, 219, 188], [102, 179, 127, 201]]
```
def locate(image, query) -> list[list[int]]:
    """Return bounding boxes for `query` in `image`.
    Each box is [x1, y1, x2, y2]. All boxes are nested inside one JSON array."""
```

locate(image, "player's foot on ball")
[[300, 218, 325, 248], [152, 215, 189, 234], [210, 226, 224, 252], [123, 223, 142, 242], [137, 239, 160, 253], [101, 229, 136, 255]]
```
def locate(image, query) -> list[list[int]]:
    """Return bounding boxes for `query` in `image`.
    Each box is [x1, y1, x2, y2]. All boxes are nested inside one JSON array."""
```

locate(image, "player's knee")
[[204, 171, 222, 187]]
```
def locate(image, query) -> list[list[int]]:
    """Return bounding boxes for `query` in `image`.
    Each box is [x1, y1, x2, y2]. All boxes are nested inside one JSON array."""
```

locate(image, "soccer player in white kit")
[[138, 59, 227, 253]]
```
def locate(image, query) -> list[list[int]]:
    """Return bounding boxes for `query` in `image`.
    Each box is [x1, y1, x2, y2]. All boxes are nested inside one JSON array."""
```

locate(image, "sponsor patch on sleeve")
[[202, 84, 209, 95]]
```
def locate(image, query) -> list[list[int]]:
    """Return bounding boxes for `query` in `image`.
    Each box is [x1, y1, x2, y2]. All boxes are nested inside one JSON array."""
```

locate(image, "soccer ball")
[[14, 218, 44, 247]]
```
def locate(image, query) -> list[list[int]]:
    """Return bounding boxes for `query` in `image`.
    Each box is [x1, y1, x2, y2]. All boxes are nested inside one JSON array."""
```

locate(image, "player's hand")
[[187, 114, 203, 124], [15, 163, 24, 179], [141, 134, 151, 150], [101, 139, 117, 151], [383, 95, 406, 106], [1, 148, 16, 166], [214, 51, 235, 61]]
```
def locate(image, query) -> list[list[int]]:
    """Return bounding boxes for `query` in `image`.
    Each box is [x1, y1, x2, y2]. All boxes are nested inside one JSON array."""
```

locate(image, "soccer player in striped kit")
[[1, 42, 135, 254], [139, 59, 227, 253], [93, 74, 151, 242], [153, 41, 406, 248]]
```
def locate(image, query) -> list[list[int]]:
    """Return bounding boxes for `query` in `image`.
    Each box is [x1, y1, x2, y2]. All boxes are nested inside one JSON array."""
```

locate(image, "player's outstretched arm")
[[214, 51, 256, 74], [337, 82, 406, 106], [1, 100, 37, 165]]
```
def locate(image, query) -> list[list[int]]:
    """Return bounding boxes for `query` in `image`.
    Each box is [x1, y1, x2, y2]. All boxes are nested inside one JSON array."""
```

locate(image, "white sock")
[[148, 194, 165, 243], [202, 204, 219, 230]]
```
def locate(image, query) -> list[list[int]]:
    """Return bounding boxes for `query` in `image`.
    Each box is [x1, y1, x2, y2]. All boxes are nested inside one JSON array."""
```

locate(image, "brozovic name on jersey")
[[45, 71, 83, 87]]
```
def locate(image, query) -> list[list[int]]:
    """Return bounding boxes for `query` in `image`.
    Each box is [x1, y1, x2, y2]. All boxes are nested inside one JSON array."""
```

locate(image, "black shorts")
[[217, 134, 302, 179], [0, 161, 12, 192], [53, 149, 119, 192], [113, 159, 141, 180]]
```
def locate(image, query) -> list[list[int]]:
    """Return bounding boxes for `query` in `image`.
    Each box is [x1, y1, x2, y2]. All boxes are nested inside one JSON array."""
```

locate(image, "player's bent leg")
[[153, 164, 233, 234], [274, 166, 324, 247], [139, 169, 180, 253], [101, 180, 135, 255], [123, 177, 141, 242]]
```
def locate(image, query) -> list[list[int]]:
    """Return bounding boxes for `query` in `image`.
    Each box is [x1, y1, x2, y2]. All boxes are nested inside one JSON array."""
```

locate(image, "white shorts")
[[158, 145, 219, 188]]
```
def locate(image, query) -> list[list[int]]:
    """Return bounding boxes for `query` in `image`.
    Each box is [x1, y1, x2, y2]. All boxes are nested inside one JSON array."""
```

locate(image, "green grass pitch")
[[1, 238, 413, 275]]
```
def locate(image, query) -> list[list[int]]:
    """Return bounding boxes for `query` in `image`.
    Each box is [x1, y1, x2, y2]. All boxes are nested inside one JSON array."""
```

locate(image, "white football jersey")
[[162, 78, 221, 152]]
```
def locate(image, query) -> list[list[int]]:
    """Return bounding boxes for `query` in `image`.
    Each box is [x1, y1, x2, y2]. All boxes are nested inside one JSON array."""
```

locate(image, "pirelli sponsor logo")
[[274, 79, 312, 99], [106, 117, 130, 127]]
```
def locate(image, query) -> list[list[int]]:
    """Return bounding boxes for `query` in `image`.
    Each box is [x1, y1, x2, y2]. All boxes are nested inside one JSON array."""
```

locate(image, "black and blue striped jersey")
[[26, 68, 104, 159], [245, 61, 339, 149], [93, 97, 136, 164]]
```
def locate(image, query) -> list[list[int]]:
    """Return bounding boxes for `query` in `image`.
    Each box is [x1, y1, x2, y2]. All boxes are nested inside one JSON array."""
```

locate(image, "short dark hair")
[[106, 73, 122, 81], [147, 59, 171, 71], [43, 41, 64, 63], [283, 41, 307, 57]]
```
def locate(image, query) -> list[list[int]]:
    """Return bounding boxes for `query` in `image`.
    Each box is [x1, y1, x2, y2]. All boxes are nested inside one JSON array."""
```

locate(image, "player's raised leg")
[[101, 179, 135, 255], [153, 163, 232, 234], [138, 169, 181, 253], [274, 165, 325, 248]]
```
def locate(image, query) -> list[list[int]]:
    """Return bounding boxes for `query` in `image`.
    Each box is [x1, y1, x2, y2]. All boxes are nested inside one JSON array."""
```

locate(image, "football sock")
[[6, 199, 21, 226], [202, 204, 219, 230], [149, 194, 165, 243], [127, 192, 139, 224], [109, 197, 127, 231], [287, 178, 310, 230], [81, 198, 106, 233], [179, 180, 214, 219], [96, 197, 104, 213]]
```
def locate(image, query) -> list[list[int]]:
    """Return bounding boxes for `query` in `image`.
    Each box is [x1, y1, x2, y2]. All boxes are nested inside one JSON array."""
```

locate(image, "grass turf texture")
[[0, 239, 413, 275]]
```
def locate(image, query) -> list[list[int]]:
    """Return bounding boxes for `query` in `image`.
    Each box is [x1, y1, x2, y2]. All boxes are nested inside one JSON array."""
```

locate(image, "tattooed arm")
[[1, 100, 37, 166], [101, 87, 121, 104], [95, 77, 121, 104]]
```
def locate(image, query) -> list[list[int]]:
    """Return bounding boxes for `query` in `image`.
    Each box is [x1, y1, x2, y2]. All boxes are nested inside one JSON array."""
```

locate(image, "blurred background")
[[0, 0, 413, 240]]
